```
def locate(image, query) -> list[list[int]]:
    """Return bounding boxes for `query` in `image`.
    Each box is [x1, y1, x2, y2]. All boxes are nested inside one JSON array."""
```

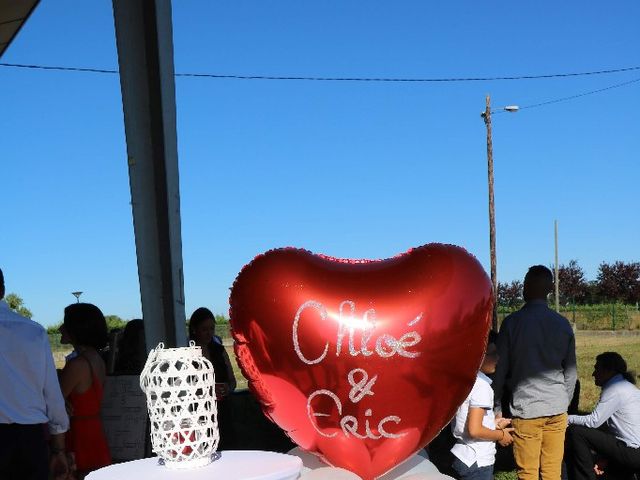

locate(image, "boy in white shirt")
[[451, 331, 514, 480]]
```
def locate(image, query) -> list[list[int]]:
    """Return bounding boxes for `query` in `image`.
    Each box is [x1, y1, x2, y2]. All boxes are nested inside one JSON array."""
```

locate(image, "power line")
[[174, 65, 640, 82], [2, 61, 638, 113], [1, 61, 639, 82], [0, 63, 118, 74], [519, 77, 640, 110], [491, 77, 640, 114]]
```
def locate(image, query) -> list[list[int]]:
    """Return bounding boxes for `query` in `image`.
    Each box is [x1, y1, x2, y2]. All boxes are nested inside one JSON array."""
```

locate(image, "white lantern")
[[140, 342, 219, 469]]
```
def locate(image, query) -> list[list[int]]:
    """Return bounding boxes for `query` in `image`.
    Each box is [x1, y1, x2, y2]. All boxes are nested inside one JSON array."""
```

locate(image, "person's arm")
[[568, 383, 620, 428], [58, 357, 85, 398], [492, 320, 510, 417], [42, 335, 70, 435], [222, 347, 237, 392], [49, 432, 69, 480], [563, 332, 578, 408], [467, 407, 514, 445]]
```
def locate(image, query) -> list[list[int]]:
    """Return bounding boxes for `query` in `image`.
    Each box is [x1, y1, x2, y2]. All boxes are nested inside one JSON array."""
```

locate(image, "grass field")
[[575, 332, 640, 411]]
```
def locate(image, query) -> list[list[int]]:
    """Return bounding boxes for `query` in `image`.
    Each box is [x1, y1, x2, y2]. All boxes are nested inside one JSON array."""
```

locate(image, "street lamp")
[[71, 291, 83, 303], [481, 95, 518, 331]]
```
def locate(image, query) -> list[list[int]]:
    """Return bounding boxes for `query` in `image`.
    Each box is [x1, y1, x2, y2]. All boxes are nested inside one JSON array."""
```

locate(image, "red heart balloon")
[[230, 244, 492, 479]]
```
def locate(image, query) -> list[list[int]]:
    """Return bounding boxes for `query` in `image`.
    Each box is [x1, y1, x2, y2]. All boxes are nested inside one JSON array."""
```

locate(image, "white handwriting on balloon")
[[295, 301, 421, 440], [307, 385, 406, 439], [292, 300, 423, 365]]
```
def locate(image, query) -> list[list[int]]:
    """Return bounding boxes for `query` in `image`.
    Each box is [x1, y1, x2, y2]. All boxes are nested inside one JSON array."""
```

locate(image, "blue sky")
[[1, 1, 638, 326]]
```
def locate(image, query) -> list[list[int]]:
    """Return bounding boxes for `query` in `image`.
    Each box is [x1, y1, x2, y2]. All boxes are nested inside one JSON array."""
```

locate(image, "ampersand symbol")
[[347, 368, 377, 403]]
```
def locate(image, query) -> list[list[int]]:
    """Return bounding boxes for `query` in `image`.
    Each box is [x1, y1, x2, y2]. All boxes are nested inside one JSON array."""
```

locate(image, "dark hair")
[[487, 330, 498, 346], [114, 319, 145, 375], [596, 351, 636, 385], [188, 307, 215, 341], [526, 265, 554, 283], [523, 265, 554, 301], [63, 303, 109, 350]]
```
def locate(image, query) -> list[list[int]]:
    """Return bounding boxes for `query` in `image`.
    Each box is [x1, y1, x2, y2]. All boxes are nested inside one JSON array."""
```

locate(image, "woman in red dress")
[[59, 303, 111, 479]]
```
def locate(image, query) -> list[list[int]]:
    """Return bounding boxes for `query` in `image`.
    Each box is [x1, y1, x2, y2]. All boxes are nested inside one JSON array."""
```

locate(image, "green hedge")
[[498, 303, 640, 330]]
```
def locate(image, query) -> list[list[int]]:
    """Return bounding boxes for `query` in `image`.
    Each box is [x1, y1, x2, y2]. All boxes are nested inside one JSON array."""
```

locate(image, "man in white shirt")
[[566, 352, 640, 480], [0, 268, 70, 479]]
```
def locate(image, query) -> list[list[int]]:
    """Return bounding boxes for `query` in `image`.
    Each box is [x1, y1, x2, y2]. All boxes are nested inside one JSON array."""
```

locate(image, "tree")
[[498, 280, 523, 308], [47, 324, 61, 335], [557, 260, 589, 305], [5, 293, 33, 319], [105, 315, 128, 331], [597, 261, 640, 304], [47, 314, 129, 335]]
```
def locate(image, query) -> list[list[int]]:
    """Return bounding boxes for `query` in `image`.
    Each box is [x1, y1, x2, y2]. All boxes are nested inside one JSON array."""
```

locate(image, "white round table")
[[86, 451, 303, 480]]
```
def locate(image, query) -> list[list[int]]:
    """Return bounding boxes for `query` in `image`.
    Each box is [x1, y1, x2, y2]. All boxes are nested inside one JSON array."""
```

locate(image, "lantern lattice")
[[140, 342, 219, 469]]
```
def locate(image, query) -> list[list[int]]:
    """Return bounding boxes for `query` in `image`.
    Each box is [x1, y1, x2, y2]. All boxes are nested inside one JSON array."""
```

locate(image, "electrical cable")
[[2, 61, 638, 113], [519, 77, 640, 111], [491, 77, 640, 114], [1, 61, 639, 83]]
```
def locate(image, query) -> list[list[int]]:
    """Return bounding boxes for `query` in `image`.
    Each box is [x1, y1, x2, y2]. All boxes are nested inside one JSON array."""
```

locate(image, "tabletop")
[[87, 450, 303, 480]]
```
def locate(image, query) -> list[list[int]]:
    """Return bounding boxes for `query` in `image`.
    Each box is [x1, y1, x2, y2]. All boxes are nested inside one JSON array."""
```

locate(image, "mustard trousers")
[[512, 413, 568, 480]]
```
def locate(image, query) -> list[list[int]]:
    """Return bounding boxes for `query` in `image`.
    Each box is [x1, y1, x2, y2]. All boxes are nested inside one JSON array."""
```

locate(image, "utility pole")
[[555, 220, 560, 312], [481, 95, 498, 331]]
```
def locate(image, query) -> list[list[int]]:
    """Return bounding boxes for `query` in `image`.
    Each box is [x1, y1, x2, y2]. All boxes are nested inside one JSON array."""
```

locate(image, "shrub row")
[[498, 303, 640, 330]]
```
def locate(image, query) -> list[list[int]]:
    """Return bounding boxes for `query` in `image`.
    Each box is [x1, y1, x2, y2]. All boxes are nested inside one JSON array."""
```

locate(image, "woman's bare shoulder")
[[63, 355, 91, 375]]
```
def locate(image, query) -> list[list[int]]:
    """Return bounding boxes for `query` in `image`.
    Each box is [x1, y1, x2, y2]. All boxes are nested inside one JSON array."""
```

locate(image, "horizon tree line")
[[498, 260, 640, 308], [7, 259, 639, 322]]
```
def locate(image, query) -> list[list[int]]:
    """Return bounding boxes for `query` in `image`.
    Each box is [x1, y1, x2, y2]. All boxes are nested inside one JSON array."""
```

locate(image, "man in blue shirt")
[[493, 265, 577, 480], [0, 268, 69, 479], [566, 352, 640, 480]]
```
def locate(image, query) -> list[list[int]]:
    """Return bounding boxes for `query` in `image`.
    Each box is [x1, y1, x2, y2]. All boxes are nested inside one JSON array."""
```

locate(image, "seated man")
[[566, 352, 640, 480]]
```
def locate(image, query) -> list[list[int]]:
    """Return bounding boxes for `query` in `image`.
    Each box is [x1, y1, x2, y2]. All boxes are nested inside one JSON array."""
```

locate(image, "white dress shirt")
[[451, 372, 497, 467], [569, 374, 640, 448], [0, 300, 69, 434]]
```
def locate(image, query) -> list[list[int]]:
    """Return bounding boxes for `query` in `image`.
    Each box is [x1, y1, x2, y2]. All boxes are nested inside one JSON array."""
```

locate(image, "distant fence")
[[498, 303, 640, 331]]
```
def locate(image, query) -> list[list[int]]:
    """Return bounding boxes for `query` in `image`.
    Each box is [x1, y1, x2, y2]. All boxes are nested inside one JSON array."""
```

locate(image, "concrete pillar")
[[112, 0, 187, 348]]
